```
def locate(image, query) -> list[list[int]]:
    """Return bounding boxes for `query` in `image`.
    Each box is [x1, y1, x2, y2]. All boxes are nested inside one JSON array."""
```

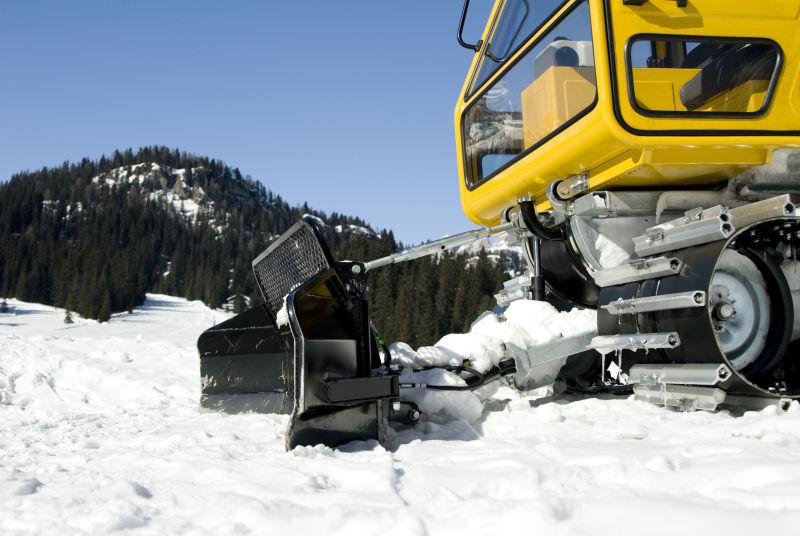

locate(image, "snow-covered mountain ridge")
[[3, 295, 800, 535], [92, 162, 213, 220], [2, 148, 516, 342], [86, 161, 378, 237]]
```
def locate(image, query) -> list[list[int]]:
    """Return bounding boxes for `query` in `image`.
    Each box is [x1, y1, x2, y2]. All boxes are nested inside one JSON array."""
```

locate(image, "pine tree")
[[0, 146, 519, 343], [233, 293, 245, 314], [64, 309, 74, 324], [97, 291, 112, 323]]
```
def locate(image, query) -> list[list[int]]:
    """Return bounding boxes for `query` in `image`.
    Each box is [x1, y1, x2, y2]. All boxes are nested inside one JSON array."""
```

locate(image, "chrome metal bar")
[[601, 291, 706, 315], [590, 332, 681, 353], [628, 363, 731, 386], [634, 212, 735, 257], [363, 221, 516, 272], [728, 194, 797, 229], [592, 256, 682, 287], [633, 384, 726, 411], [723, 394, 793, 413], [509, 330, 597, 391]]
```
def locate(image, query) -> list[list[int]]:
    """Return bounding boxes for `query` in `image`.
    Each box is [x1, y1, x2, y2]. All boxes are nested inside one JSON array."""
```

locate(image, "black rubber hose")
[[519, 200, 563, 241]]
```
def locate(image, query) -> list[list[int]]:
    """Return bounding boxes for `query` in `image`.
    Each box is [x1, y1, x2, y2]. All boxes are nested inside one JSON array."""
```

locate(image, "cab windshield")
[[470, 0, 567, 94], [463, 1, 595, 188]]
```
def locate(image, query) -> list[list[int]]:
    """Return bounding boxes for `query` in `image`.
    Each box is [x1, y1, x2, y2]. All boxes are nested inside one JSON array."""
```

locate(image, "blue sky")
[[0, 1, 494, 244]]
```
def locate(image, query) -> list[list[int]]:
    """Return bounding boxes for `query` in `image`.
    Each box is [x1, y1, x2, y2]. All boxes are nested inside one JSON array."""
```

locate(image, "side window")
[[463, 1, 595, 188], [628, 37, 780, 115], [471, 0, 567, 93]]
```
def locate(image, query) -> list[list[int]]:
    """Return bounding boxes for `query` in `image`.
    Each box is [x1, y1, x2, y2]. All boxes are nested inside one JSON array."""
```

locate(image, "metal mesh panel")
[[252, 222, 331, 319]]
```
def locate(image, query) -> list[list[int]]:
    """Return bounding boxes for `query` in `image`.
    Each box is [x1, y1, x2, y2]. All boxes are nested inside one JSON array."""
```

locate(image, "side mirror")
[[457, 0, 483, 52]]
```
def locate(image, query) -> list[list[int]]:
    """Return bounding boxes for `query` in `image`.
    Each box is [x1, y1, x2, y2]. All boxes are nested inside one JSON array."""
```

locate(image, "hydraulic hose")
[[398, 359, 517, 391], [519, 199, 562, 241]]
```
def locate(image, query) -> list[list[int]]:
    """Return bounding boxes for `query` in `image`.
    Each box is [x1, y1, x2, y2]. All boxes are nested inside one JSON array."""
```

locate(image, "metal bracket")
[[634, 384, 726, 411], [509, 330, 597, 391], [555, 173, 589, 201], [593, 256, 682, 287], [634, 211, 734, 257], [602, 290, 706, 315], [634, 385, 792, 413], [628, 363, 731, 386], [728, 194, 797, 229], [683, 207, 704, 223], [591, 332, 681, 354]]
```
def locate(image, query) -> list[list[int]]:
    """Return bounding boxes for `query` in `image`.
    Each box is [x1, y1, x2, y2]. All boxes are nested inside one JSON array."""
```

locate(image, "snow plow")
[[199, 0, 800, 448]]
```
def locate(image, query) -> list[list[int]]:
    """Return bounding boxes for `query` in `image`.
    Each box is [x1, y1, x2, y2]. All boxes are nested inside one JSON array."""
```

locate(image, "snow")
[[3, 296, 800, 534], [301, 213, 326, 228], [275, 295, 290, 327], [90, 163, 213, 222], [147, 189, 204, 219], [392, 300, 595, 375], [334, 223, 374, 236], [389, 301, 595, 424], [594, 232, 631, 269]]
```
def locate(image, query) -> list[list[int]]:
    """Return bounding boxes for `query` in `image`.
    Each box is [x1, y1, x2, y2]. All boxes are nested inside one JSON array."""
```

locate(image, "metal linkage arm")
[[363, 221, 516, 272]]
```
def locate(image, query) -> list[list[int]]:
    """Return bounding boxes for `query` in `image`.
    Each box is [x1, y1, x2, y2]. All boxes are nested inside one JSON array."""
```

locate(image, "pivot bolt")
[[714, 302, 736, 321], [409, 410, 421, 422], [351, 264, 362, 274]]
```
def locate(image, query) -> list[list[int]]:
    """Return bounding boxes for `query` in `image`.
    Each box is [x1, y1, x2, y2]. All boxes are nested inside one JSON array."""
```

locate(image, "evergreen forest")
[[0, 147, 518, 347]]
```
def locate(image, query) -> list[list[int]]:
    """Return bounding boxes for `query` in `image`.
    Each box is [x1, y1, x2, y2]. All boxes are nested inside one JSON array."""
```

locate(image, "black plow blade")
[[198, 217, 398, 449]]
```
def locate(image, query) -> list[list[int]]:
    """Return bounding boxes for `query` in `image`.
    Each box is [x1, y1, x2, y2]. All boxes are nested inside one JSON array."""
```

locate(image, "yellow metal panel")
[[454, 0, 800, 227], [610, 0, 800, 132]]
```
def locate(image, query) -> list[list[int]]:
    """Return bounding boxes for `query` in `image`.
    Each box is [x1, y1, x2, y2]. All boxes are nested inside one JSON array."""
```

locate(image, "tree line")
[[0, 147, 516, 347]]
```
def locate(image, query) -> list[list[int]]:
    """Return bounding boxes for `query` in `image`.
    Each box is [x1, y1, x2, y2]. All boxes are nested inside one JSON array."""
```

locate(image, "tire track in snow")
[[387, 451, 430, 536]]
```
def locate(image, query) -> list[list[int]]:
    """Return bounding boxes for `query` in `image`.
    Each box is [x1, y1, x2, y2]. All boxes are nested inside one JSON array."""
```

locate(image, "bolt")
[[714, 302, 736, 321], [693, 292, 705, 304], [668, 335, 678, 346], [409, 410, 421, 421], [351, 264, 362, 274], [392, 401, 401, 411], [718, 367, 729, 380], [556, 181, 570, 199]]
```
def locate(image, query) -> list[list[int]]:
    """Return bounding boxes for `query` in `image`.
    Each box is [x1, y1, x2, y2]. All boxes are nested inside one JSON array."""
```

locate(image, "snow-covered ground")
[[2, 296, 800, 535]]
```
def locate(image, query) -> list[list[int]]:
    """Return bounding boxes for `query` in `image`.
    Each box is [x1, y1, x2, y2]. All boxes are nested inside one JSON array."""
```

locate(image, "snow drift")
[[2, 295, 800, 535]]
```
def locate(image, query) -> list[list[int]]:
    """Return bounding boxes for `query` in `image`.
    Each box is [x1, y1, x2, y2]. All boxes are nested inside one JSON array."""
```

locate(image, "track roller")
[[597, 217, 800, 399]]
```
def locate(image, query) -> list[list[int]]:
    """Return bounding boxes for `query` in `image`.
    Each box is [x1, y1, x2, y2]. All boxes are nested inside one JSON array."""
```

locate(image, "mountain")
[[0, 146, 520, 346]]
